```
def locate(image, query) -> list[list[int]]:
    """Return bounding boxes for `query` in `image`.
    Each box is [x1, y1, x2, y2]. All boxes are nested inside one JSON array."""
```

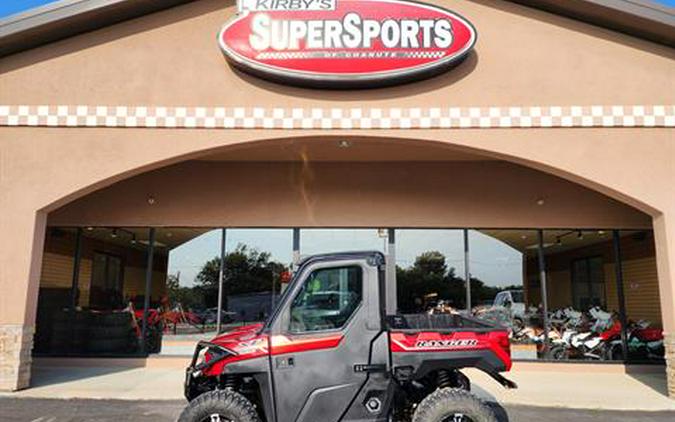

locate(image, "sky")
[[0, 0, 673, 19], [0, 1, 60, 19]]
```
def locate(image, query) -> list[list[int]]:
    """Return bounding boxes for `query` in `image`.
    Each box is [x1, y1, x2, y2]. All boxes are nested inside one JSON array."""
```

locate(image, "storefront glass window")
[[571, 256, 605, 310], [163, 228, 221, 339], [540, 230, 622, 361], [35, 226, 661, 364], [469, 230, 545, 360], [34, 227, 157, 356], [300, 229, 386, 256], [617, 230, 664, 363], [224, 229, 292, 325], [395, 230, 465, 313], [90, 252, 123, 309]]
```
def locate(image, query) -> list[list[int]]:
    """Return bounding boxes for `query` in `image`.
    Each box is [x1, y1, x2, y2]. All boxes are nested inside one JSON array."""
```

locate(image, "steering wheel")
[[290, 311, 307, 332]]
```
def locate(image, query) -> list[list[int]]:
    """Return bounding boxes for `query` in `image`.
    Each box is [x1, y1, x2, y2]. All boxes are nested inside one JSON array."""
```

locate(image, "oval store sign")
[[219, 0, 477, 88]]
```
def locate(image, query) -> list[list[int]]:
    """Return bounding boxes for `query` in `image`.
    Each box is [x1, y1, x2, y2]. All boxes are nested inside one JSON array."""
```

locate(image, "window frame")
[[284, 263, 365, 335]]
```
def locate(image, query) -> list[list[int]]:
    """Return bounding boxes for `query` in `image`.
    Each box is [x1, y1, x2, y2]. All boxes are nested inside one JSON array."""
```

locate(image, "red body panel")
[[390, 330, 512, 371], [203, 325, 343, 376], [598, 321, 664, 343], [634, 328, 663, 342], [270, 334, 343, 355], [203, 325, 513, 377], [203, 325, 267, 376]]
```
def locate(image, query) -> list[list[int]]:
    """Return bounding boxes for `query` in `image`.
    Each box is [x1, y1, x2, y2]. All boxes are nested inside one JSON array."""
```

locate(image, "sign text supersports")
[[219, 0, 477, 88]]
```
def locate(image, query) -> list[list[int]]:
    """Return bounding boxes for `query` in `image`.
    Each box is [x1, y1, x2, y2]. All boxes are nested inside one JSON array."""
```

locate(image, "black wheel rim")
[[443, 414, 474, 422], [200, 414, 233, 422]]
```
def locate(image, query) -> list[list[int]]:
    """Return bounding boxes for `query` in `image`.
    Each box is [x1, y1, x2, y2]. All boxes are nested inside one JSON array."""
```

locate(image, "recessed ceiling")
[[197, 137, 495, 162], [481, 229, 644, 257], [79, 227, 209, 251]]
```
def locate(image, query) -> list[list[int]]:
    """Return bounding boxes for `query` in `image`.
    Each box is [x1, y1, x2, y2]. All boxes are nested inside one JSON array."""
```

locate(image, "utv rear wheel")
[[412, 388, 497, 422], [178, 390, 261, 422]]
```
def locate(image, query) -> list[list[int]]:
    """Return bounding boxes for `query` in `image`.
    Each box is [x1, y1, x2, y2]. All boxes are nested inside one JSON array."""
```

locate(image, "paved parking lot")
[[1, 398, 674, 422]]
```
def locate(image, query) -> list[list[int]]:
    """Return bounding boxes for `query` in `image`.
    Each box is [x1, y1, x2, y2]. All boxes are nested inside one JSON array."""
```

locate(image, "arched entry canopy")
[[46, 135, 653, 229], [33, 135, 663, 364]]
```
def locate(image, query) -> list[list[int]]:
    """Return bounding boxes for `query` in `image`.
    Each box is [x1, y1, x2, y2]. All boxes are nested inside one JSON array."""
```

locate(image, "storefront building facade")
[[0, 0, 674, 397]]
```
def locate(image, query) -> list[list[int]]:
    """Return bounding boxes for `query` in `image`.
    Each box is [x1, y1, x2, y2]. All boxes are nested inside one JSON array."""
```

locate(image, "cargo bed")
[[387, 313, 503, 333]]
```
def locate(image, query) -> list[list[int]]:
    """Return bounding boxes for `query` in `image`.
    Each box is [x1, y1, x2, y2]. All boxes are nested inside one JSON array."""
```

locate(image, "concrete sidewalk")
[[465, 368, 675, 411], [1, 359, 674, 411]]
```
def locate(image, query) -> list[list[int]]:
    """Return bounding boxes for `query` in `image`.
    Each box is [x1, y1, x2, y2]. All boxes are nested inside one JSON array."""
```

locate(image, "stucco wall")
[[0, 0, 673, 107]]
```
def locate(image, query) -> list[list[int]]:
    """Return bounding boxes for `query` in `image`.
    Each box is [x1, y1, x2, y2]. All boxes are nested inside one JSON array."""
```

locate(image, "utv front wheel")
[[412, 388, 497, 422], [178, 390, 261, 422]]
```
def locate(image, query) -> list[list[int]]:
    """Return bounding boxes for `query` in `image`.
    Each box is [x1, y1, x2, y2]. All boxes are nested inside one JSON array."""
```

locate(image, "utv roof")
[[0, 0, 672, 58], [296, 251, 386, 268]]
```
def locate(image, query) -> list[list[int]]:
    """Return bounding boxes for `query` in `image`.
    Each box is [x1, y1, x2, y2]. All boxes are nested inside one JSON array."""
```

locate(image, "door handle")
[[354, 364, 387, 373], [276, 356, 295, 369]]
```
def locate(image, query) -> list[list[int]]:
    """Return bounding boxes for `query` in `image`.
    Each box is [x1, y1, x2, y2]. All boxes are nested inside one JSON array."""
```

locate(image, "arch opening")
[[32, 135, 664, 366]]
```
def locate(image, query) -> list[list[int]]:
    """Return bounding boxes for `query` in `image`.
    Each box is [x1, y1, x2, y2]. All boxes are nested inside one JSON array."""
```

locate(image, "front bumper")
[[184, 341, 236, 400]]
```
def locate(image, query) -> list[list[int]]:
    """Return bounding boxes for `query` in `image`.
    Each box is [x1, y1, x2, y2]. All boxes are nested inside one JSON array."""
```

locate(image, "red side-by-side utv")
[[180, 251, 516, 422]]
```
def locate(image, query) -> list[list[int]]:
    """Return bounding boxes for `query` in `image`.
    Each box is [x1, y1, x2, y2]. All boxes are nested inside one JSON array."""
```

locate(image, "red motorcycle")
[[605, 320, 664, 361], [128, 304, 164, 354]]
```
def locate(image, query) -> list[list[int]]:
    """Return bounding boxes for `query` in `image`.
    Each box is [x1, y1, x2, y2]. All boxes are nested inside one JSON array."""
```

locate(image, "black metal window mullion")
[[69, 228, 83, 311], [141, 228, 156, 355], [537, 230, 551, 358], [293, 228, 301, 264], [68, 227, 83, 354], [612, 230, 630, 362], [216, 228, 226, 335], [464, 229, 471, 312]]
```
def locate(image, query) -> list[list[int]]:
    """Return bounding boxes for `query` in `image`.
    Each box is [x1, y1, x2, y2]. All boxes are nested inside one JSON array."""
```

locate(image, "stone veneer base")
[[0, 325, 34, 391]]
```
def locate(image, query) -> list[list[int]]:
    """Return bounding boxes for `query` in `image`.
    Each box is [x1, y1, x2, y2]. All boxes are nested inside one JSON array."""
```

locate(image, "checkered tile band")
[[0, 105, 672, 129]]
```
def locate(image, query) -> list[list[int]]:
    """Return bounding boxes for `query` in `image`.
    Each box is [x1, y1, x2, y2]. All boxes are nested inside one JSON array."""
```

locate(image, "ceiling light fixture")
[[577, 231, 584, 240], [111, 228, 118, 238], [338, 140, 351, 148]]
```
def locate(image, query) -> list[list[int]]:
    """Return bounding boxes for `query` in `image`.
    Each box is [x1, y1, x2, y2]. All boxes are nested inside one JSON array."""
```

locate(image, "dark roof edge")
[[0, 0, 672, 58], [0, 0, 197, 58], [509, 0, 675, 47]]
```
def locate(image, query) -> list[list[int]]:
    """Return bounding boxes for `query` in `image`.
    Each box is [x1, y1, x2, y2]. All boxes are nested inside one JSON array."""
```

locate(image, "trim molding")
[[0, 105, 673, 129]]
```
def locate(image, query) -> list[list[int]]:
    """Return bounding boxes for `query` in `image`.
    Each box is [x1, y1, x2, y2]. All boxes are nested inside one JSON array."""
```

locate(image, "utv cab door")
[[269, 258, 382, 422]]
